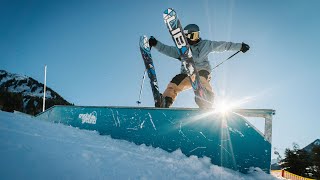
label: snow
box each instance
[7,83,30,93]
[32,87,45,98]
[0,111,277,180]
[0,72,27,85]
[34,101,38,107]
[23,98,30,109]
[0,71,53,99]
[31,87,53,99]
[7,84,53,98]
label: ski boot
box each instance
[155,94,173,108]
[195,91,214,109]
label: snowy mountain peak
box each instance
[0,70,71,115]
[0,70,52,98]
[0,70,7,75]
[303,139,320,153]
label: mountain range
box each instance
[0,70,71,115]
[303,139,320,153]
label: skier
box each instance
[149,24,250,108]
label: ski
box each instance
[162,8,211,108]
[139,35,162,107]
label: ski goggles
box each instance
[184,31,199,41]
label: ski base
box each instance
[139,35,162,107]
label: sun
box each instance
[213,95,256,115]
[215,100,233,114]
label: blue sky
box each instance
[1,0,320,157]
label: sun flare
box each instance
[215,100,232,114]
[213,95,257,115]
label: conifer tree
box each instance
[310,146,320,179]
[281,143,311,178]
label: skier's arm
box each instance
[149,36,180,59]
[207,40,242,52]
[154,41,180,59]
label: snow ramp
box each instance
[36,105,275,173]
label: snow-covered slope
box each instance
[0,111,277,180]
[0,70,54,98]
[0,70,70,115]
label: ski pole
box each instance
[136,69,147,105]
[212,50,240,70]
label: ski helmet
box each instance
[184,24,200,43]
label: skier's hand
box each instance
[149,36,158,47]
[241,42,250,53]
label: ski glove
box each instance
[241,43,250,53]
[149,36,158,47]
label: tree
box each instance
[280,143,312,178]
[0,91,23,112]
[310,146,320,179]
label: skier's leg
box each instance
[199,76,214,100]
[162,74,191,107]
[195,70,214,108]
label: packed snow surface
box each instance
[0,111,276,180]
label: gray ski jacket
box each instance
[154,39,242,74]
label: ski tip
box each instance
[163,8,176,20]
[140,35,147,40]
[163,8,174,15]
[139,35,150,49]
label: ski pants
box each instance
[162,70,214,106]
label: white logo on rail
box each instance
[79,111,97,124]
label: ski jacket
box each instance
[154,39,242,74]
